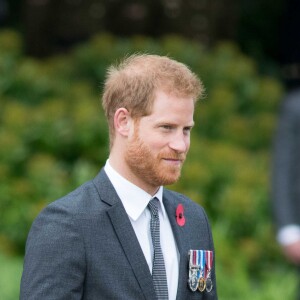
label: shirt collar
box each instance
[104,159,166,221]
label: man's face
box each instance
[125,90,195,193]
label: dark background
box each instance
[0,0,288,70]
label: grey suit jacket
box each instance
[20,169,217,299]
[272,89,300,230]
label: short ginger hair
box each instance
[102,54,204,148]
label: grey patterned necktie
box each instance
[148,198,169,300]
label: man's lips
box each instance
[159,152,186,164]
[163,158,182,161]
[162,158,184,165]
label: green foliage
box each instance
[0,30,296,299]
[0,253,23,300]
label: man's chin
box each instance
[159,172,181,186]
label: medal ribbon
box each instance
[197,250,205,277]
[200,250,206,271]
[205,250,213,272]
[205,250,213,292]
[189,250,198,267]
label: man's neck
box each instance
[108,155,159,196]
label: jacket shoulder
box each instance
[164,189,203,209]
[163,188,208,223]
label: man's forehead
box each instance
[141,96,194,123]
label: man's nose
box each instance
[168,133,189,153]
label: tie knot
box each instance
[148,197,159,217]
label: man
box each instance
[272,1,300,299]
[272,90,300,300]
[272,89,300,289]
[20,54,218,299]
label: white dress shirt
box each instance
[104,160,179,300]
[277,224,300,246]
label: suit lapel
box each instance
[163,192,190,300]
[93,170,156,300]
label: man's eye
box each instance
[183,127,192,134]
[161,125,172,130]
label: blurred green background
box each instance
[0,0,299,299]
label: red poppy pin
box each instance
[176,204,185,226]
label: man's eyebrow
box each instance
[184,122,195,128]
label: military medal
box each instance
[205,250,213,293]
[188,250,200,291]
[198,250,206,292]
[188,249,214,293]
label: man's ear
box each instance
[114,108,132,137]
